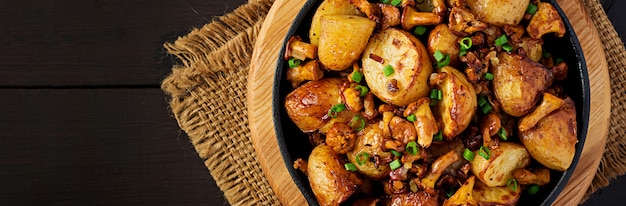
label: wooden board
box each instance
[248,0,611,205]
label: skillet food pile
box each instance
[283,0,577,205]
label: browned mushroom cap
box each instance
[283,36,318,61]
[286,60,323,88]
[349,0,382,24]
[526,2,565,39]
[401,6,442,30]
[513,167,551,186]
[378,3,401,30]
[448,7,488,36]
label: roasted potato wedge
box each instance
[466,0,529,26]
[347,123,393,179]
[428,24,461,67]
[362,28,433,106]
[470,142,531,187]
[473,180,521,206]
[388,191,439,206]
[435,66,477,139]
[492,52,552,117]
[527,2,566,39]
[519,97,577,171]
[309,0,363,46]
[308,144,363,206]
[319,15,376,71]
[285,78,356,133]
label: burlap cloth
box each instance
[160,0,626,205]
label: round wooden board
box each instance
[248,0,611,205]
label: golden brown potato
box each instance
[519,97,577,171]
[473,180,521,206]
[347,124,393,179]
[527,2,566,39]
[435,66,477,139]
[319,15,376,71]
[308,144,363,206]
[285,78,356,133]
[388,191,439,206]
[492,52,553,117]
[470,142,531,187]
[309,0,363,46]
[428,24,461,67]
[362,28,433,106]
[466,0,530,26]
[515,37,543,62]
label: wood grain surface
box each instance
[248,0,611,205]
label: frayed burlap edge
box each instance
[160,0,626,205]
[160,0,281,205]
[581,0,626,201]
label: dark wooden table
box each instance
[0,0,623,205]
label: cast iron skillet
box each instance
[272,1,590,205]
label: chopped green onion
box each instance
[478,96,489,107]
[406,141,418,155]
[507,178,518,192]
[380,0,390,4]
[430,89,438,99]
[498,127,508,141]
[328,103,346,118]
[350,115,366,131]
[481,103,493,114]
[495,34,508,47]
[429,99,438,106]
[383,65,395,77]
[502,44,513,52]
[446,187,457,198]
[434,50,445,62]
[463,148,475,161]
[391,150,402,157]
[478,146,491,160]
[436,55,451,68]
[390,0,402,6]
[389,159,402,170]
[407,114,417,122]
[437,89,443,100]
[528,184,540,195]
[288,58,301,68]
[460,50,467,57]
[460,37,472,51]
[351,71,364,83]
[484,72,494,81]
[355,85,369,97]
[556,57,564,64]
[356,152,370,166]
[433,131,443,141]
[413,26,427,36]
[345,163,357,171]
[526,3,538,15]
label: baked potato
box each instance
[466,0,530,26]
[308,144,363,206]
[519,97,577,171]
[428,24,461,67]
[435,66,477,139]
[285,78,356,133]
[470,142,531,187]
[319,15,376,71]
[473,180,521,206]
[347,123,393,179]
[361,28,433,106]
[492,52,553,117]
[309,0,363,46]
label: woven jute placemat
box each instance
[160,0,626,205]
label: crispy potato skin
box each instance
[466,0,529,26]
[470,142,531,187]
[492,52,552,117]
[519,98,577,171]
[362,28,433,106]
[388,191,439,206]
[436,66,477,139]
[309,0,363,46]
[285,78,355,133]
[347,124,392,179]
[319,15,376,71]
[473,180,521,206]
[308,144,363,206]
[428,24,461,67]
